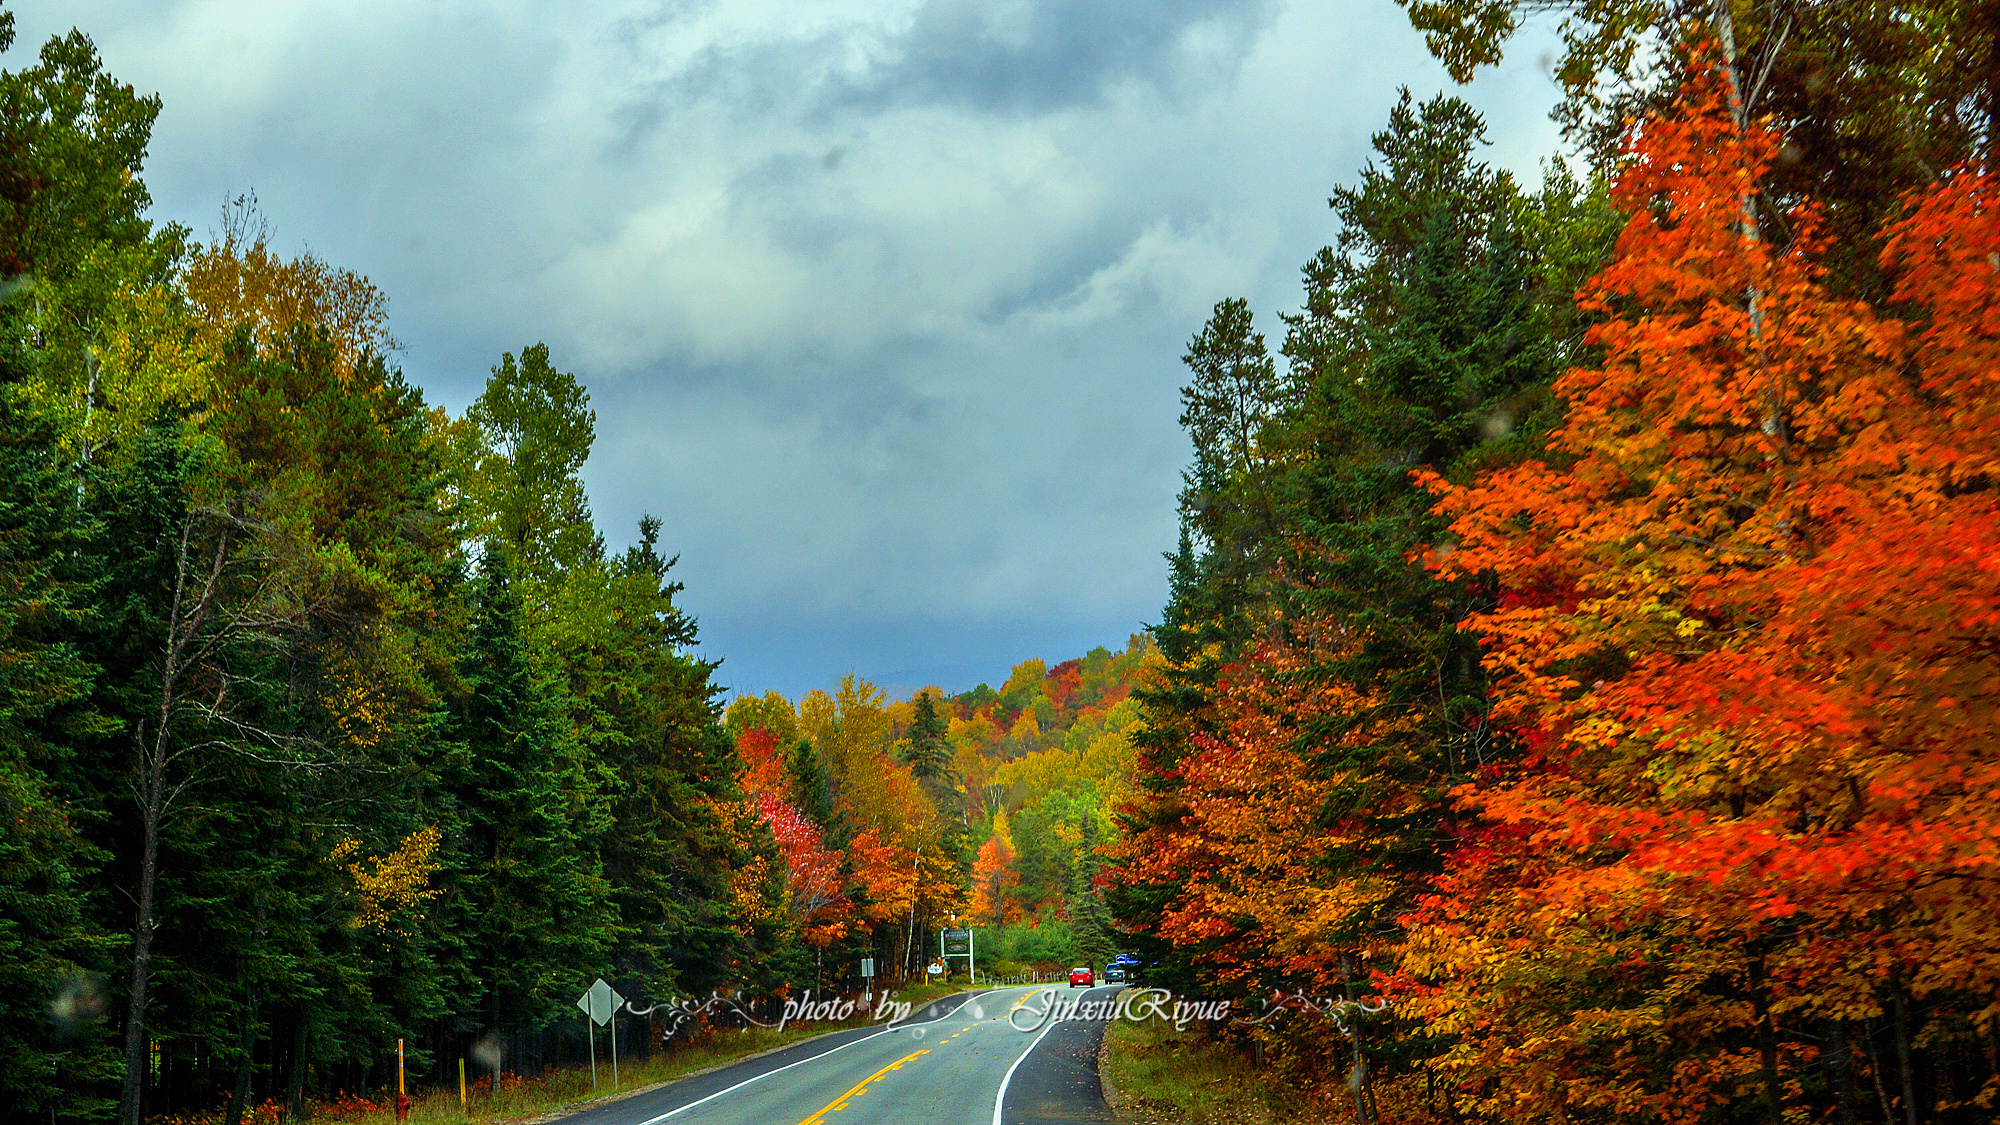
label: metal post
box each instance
[970,928,976,984]
[610,1008,618,1089]
[395,1039,409,1123]
[586,1008,597,1089]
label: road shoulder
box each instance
[999,985,1120,1125]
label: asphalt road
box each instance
[546,985,1122,1125]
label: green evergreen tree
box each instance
[0,384,118,1123]
[434,545,614,1039]
[551,515,765,997]
[785,738,838,831]
[899,690,953,782]
[1113,90,1618,1025]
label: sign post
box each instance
[395,1038,409,1123]
[860,957,875,1004]
[576,979,625,1091]
[941,927,975,982]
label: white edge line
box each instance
[632,990,994,1125]
[992,986,1088,1125]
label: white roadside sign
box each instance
[577,978,625,1027]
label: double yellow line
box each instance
[794,1049,930,1125]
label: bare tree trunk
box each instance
[116,741,165,1125]
[1755,1009,1785,1125]
[903,844,923,980]
[1866,1019,1896,1125]
[1348,1022,1372,1125]
[1712,0,1810,554]
[1341,954,1372,1125]
[119,522,236,1125]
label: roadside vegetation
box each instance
[1104,1018,1288,1125]
[142,1023,852,1125]
[145,979,980,1125]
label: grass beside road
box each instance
[150,981,988,1125]
[1102,1017,1289,1125]
[1103,1015,1454,1125]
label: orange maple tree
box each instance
[1408,56,2000,1122]
[969,831,1022,925]
[734,726,788,801]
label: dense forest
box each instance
[0,8,867,1124]
[721,637,1153,982]
[1108,0,2000,1121]
[9,0,2000,1122]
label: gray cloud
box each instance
[19,0,1569,696]
[830,0,1279,114]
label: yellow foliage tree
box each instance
[182,199,399,374]
[329,826,442,935]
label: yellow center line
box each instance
[794,1049,930,1125]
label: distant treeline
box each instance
[719,636,1154,982]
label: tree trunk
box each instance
[1892,994,1919,1125]
[224,1002,258,1125]
[1865,1019,1896,1125]
[1746,956,1785,1125]
[1348,1023,1372,1125]
[286,1007,311,1123]
[1756,1009,1784,1125]
[1832,1021,1858,1125]
[117,732,167,1125]
[119,526,215,1125]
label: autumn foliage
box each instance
[1112,621,1402,990]
[754,793,852,947]
[970,830,1021,925]
[1408,65,2000,1121]
[1118,52,2000,1124]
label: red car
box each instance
[1070,966,1094,988]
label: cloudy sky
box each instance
[21,0,1568,698]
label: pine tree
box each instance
[1109,91,1616,1090]
[786,738,838,833]
[562,516,762,997]
[899,690,953,783]
[433,545,613,1037]
[0,384,118,1123]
